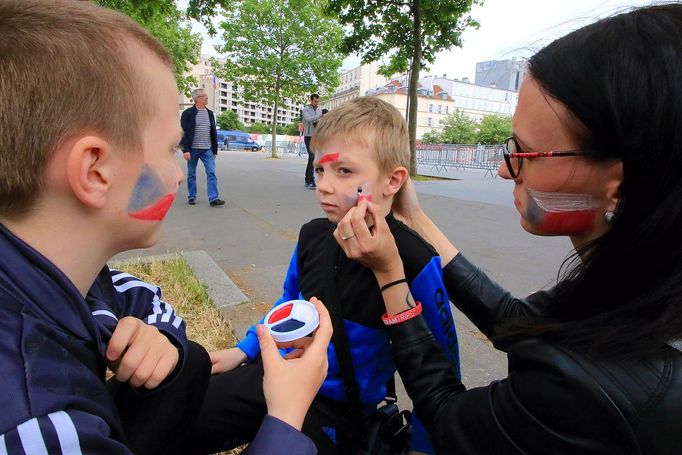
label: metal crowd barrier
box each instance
[264,140,306,156]
[416,144,504,177]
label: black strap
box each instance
[323,233,362,412]
[323,232,398,410]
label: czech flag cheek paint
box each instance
[525,188,597,235]
[128,165,177,221]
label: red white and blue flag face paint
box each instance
[128,165,177,221]
[525,188,597,235]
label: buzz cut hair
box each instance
[0,0,173,217]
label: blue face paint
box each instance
[128,165,176,221]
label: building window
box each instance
[428,104,433,113]
[427,117,432,126]
[437,105,442,114]
[445,106,449,114]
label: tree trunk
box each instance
[271,75,281,158]
[271,96,279,158]
[407,0,422,176]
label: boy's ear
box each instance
[383,166,409,197]
[65,136,114,209]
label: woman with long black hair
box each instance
[332,4,682,453]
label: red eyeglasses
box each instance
[503,136,583,179]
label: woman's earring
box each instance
[604,211,615,224]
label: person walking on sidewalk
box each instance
[302,93,325,190]
[180,89,226,207]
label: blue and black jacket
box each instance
[0,224,188,453]
[237,213,461,452]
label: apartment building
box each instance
[474,58,528,92]
[423,76,518,121]
[323,61,390,110]
[178,55,304,127]
[366,78,456,139]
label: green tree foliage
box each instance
[96,0,229,94]
[327,0,479,174]
[217,110,245,131]
[438,109,479,144]
[248,122,272,134]
[477,114,512,145]
[284,122,302,136]
[420,129,442,144]
[216,0,343,157]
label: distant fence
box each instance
[416,143,503,177]
[264,139,306,156]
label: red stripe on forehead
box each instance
[318,153,339,164]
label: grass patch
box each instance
[113,254,236,351]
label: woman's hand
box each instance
[257,297,332,431]
[334,198,405,281]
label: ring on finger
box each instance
[341,233,355,241]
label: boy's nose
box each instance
[316,175,332,193]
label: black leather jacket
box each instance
[390,254,682,454]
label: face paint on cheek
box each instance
[128,165,177,221]
[525,188,597,234]
[339,183,374,211]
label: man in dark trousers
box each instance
[180,89,226,207]
[301,93,324,189]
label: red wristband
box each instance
[381,302,422,325]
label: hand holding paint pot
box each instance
[257,297,331,430]
[264,300,320,342]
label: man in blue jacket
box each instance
[0,1,329,454]
[180,89,226,207]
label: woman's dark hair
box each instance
[500,4,682,357]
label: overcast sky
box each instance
[196,0,660,80]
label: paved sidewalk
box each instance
[115,150,573,389]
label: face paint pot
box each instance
[264,300,320,342]
[526,188,598,235]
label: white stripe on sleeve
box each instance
[110,272,136,284]
[160,302,173,323]
[92,310,118,321]
[114,280,158,293]
[48,411,82,455]
[172,315,183,329]
[17,418,48,455]
[146,295,163,325]
[0,434,8,455]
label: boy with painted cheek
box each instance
[196,97,462,455]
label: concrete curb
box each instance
[112,250,259,339]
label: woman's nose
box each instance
[498,160,513,180]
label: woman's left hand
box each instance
[334,198,404,279]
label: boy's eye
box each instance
[339,168,352,175]
[314,167,323,174]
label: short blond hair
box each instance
[0,0,172,217]
[311,97,409,175]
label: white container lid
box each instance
[264,299,320,343]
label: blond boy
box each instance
[196,97,461,454]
